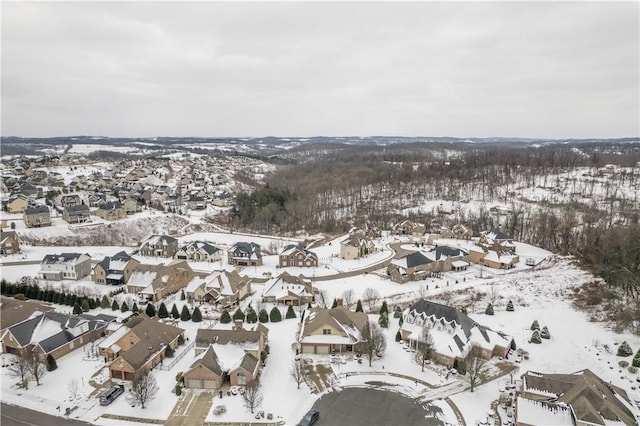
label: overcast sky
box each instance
[2,1,638,139]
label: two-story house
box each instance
[278,245,319,268]
[175,241,222,263]
[298,305,368,355]
[38,253,92,281]
[96,201,126,221]
[62,204,91,224]
[139,234,179,258]
[262,272,316,306]
[0,230,20,255]
[202,269,252,308]
[126,260,194,302]
[227,242,262,267]
[93,251,140,285]
[23,205,51,228]
[339,230,376,260]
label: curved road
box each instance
[1,403,92,426]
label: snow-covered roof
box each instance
[516,397,573,425]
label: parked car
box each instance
[298,409,319,426]
[99,384,124,405]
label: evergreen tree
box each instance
[145,303,156,317]
[101,295,110,309]
[69,294,77,307]
[131,302,139,313]
[618,341,633,357]
[285,305,296,319]
[506,300,514,312]
[331,299,338,308]
[270,306,282,322]
[88,298,97,309]
[460,306,468,315]
[192,306,202,322]
[632,350,640,368]
[232,308,245,322]
[180,305,191,321]
[46,354,58,371]
[81,298,91,312]
[220,309,232,324]
[379,311,389,328]
[158,302,169,319]
[73,302,83,315]
[530,320,540,331]
[165,345,175,357]
[258,308,269,323]
[121,301,129,312]
[307,302,312,309]
[399,315,404,327]
[178,334,185,345]
[395,330,402,342]
[180,290,186,300]
[52,292,60,304]
[355,300,363,312]
[171,304,180,319]
[379,300,389,316]
[245,305,258,323]
[531,330,542,344]
[485,303,494,315]
[111,299,120,311]
[37,289,44,300]
[540,326,550,339]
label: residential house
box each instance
[400,300,514,368]
[62,204,91,224]
[38,252,92,281]
[122,198,138,215]
[298,305,368,355]
[107,316,185,380]
[186,196,206,210]
[126,260,194,302]
[93,251,140,285]
[0,296,54,334]
[278,245,318,268]
[441,224,473,240]
[96,201,126,221]
[175,241,222,263]
[392,219,426,237]
[23,205,51,228]
[227,242,262,267]
[139,234,179,258]
[339,230,376,260]
[0,230,20,255]
[517,369,637,426]
[262,272,316,306]
[1,311,115,360]
[60,194,82,208]
[87,192,107,207]
[185,323,268,389]
[202,269,252,308]
[6,194,29,213]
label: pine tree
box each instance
[158,302,169,319]
[46,354,58,371]
[88,298,97,309]
[121,301,129,312]
[232,308,245,322]
[180,305,191,321]
[69,294,77,307]
[379,300,389,316]
[506,300,514,312]
[180,290,186,300]
[81,299,90,312]
[540,326,550,339]
[395,330,402,342]
[258,308,269,323]
[379,311,389,328]
[192,306,202,322]
[618,341,633,357]
[111,299,119,311]
[73,302,83,315]
[270,306,282,322]
[101,295,110,309]
[245,305,258,323]
[131,302,139,313]
[485,303,494,315]
[171,304,180,319]
[64,293,72,306]
[530,319,540,331]
[531,330,542,344]
[355,300,363,312]
[145,303,156,318]
[633,350,640,368]
[52,292,60,304]
[399,315,404,327]
[285,305,296,319]
[331,299,338,308]
[220,309,232,324]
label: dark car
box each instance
[99,384,124,405]
[298,409,320,426]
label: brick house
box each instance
[278,245,318,268]
[227,242,262,267]
[93,251,140,285]
[139,234,179,258]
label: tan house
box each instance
[392,219,426,237]
[139,234,179,258]
[23,205,51,228]
[202,270,252,308]
[93,251,140,285]
[299,306,368,355]
[107,316,185,381]
[278,245,318,268]
[126,260,194,302]
[7,194,29,213]
[0,230,20,255]
[62,204,91,224]
[122,198,138,214]
[261,272,316,306]
[96,201,126,221]
[339,231,376,260]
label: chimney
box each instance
[336,298,343,307]
[234,319,244,331]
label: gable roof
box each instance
[229,242,261,258]
[42,252,90,265]
[301,306,368,343]
[0,296,54,331]
[195,329,261,348]
[117,316,184,370]
[188,345,223,376]
[64,204,90,213]
[24,205,49,215]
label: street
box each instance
[1,403,93,426]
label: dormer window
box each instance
[416,319,423,326]
[406,315,414,324]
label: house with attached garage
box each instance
[278,245,318,268]
[184,322,268,389]
[0,230,20,255]
[298,305,368,355]
[38,252,92,281]
[23,205,51,228]
[261,272,316,306]
[93,251,140,285]
[1,311,115,360]
[62,204,91,224]
[339,229,377,260]
[175,241,222,263]
[201,269,252,308]
[227,241,262,267]
[126,260,194,303]
[400,300,514,369]
[6,193,30,213]
[107,316,184,381]
[392,219,426,238]
[139,234,179,258]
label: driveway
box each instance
[312,387,445,426]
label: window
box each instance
[237,372,246,385]
[406,316,414,324]
[416,319,423,326]
[322,329,331,335]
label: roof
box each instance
[195,329,261,348]
[0,296,54,331]
[301,306,368,344]
[141,234,177,246]
[279,245,318,259]
[117,316,184,370]
[188,345,223,376]
[96,251,133,273]
[24,205,49,215]
[42,252,90,265]
[64,204,90,213]
[392,252,432,269]
[229,242,261,259]
[426,246,468,260]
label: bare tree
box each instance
[6,353,30,385]
[68,378,80,400]
[289,360,305,389]
[242,380,263,414]
[127,372,159,409]
[459,346,488,392]
[362,288,381,312]
[487,285,500,306]
[341,289,356,309]
[362,320,386,367]
[26,351,46,386]
[416,284,429,300]
[414,327,434,372]
[316,289,330,309]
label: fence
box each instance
[156,340,195,371]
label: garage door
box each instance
[187,379,202,388]
[316,345,330,354]
[302,345,314,354]
[203,380,216,389]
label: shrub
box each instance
[270,307,282,322]
[629,366,638,374]
[379,301,388,316]
[180,305,191,321]
[633,350,640,368]
[285,305,296,319]
[379,312,389,328]
[258,308,269,323]
[540,326,550,339]
[176,372,184,383]
[165,345,175,357]
[158,302,169,318]
[531,330,542,344]
[618,341,633,357]
[174,384,182,396]
[530,320,540,331]
[619,360,630,368]
[355,300,363,312]
[485,303,494,315]
[120,301,129,312]
[73,302,83,315]
[81,299,91,312]
[395,330,402,342]
[111,300,119,311]
[192,306,202,322]
[145,303,156,318]
[46,354,58,372]
[506,300,514,311]
[232,308,245,322]
[171,304,180,319]
[246,305,258,323]
[220,309,232,324]
[131,302,139,313]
